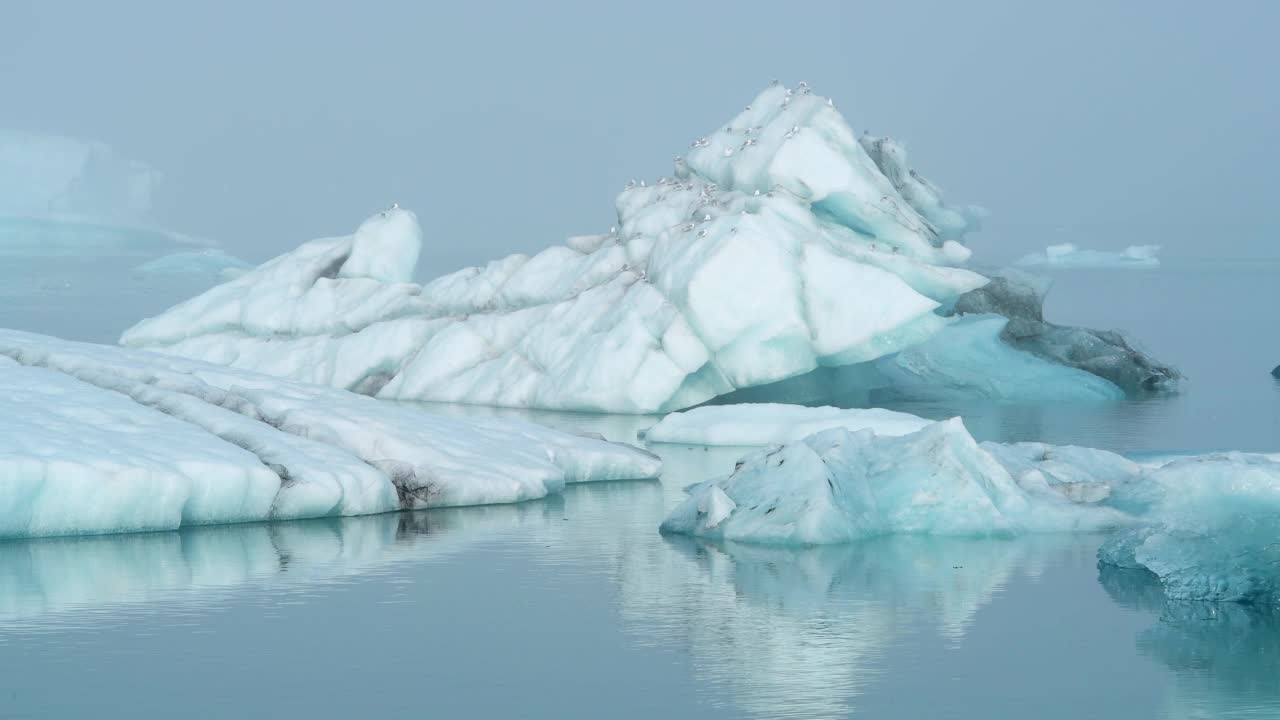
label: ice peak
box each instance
[339,206,422,284]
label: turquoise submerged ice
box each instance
[0,330,660,540]
[1097,453,1280,605]
[660,410,1280,605]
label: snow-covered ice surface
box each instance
[0,329,660,539]
[661,414,1280,605]
[123,83,1170,413]
[1016,243,1161,269]
[642,403,932,446]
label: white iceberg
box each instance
[0,329,660,540]
[641,403,933,446]
[121,83,1173,412]
[120,84,1008,413]
[1016,243,1161,269]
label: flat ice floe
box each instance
[1015,242,1161,269]
[0,329,659,539]
[660,412,1280,606]
[642,403,932,445]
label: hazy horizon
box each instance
[4,0,1277,272]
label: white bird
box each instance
[723,147,734,157]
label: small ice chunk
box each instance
[642,403,933,446]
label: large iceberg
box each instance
[0,329,659,540]
[122,84,1174,412]
[1016,243,1161,269]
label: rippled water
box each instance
[1,267,1278,718]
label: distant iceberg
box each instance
[0,329,659,540]
[133,249,251,280]
[0,132,239,337]
[121,84,1176,412]
[1016,243,1161,269]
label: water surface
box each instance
[1,266,1277,718]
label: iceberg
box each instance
[0,329,660,540]
[0,130,158,222]
[121,84,1174,412]
[1016,243,1161,269]
[0,132,238,339]
[659,413,1280,606]
[642,403,932,446]
[1098,453,1280,605]
[659,418,1132,545]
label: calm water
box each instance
[1,266,1278,719]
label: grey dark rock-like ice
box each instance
[950,270,1181,393]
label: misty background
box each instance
[3,0,1277,274]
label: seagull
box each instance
[390,202,400,210]
[827,98,834,107]
[697,229,708,238]
[723,147,734,157]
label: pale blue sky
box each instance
[3,0,1276,271]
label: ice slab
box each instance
[0,329,659,539]
[1016,243,1161,269]
[642,403,932,446]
